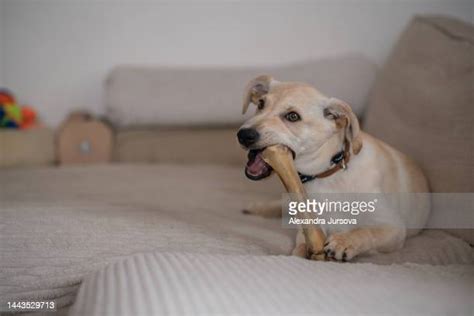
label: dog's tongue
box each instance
[247,152,267,175]
[245,150,273,180]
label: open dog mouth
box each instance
[245,148,273,181]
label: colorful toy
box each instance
[0,88,38,129]
[21,106,37,129]
[0,89,15,104]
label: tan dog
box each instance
[237,75,430,261]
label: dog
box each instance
[237,75,430,261]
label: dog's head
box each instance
[237,75,362,180]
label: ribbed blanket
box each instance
[70,252,474,316]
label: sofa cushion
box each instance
[114,127,245,165]
[363,16,474,243]
[105,56,377,127]
[1,165,472,310]
[0,127,55,168]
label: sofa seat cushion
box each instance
[1,164,472,309]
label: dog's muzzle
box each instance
[237,128,273,180]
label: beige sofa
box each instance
[0,15,472,315]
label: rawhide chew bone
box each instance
[261,144,326,259]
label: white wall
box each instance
[0,0,3,86]
[1,0,472,127]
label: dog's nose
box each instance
[237,128,260,147]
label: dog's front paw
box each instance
[323,233,361,262]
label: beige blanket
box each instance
[0,164,472,309]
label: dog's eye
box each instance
[285,111,301,122]
[257,99,265,110]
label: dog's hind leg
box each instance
[242,200,282,218]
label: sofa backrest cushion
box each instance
[114,127,245,166]
[105,56,377,127]
[365,15,474,193]
[363,15,474,243]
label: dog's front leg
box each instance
[242,200,282,218]
[324,226,406,261]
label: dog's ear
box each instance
[324,98,362,154]
[242,75,275,114]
